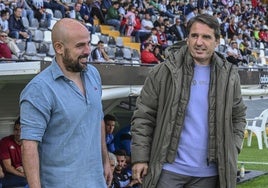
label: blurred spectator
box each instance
[108,152,117,173]
[113,150,138,188]
[239,41,256,64]
[105,1,121,31]
[153,45,165,63]
[151,27,159,46]
[226,41,247,66]
[8,7,32,41]
[184,0,195,16]
[43,0,69,18]
[153,15,164,31]
[135,12,153,42]
[142,0,158,16]
[124,5,136,36]
[30,0,52,28]
[0,9,10,33]
[158,0,174,18]
[101,0,112,17]
[0,30,21,58]
[16,0,34,25]
[156,25,168,50]
[92,40,113,62]
[0,30,12,59]
[0,117,28,187]
[133,10,141,31]
[90,0,105,24]
[169,17,187,42]
[77,0,93,25]
[104,114,116,153]
[227,16,237,40]
[186,7,198,22]
[141,42,160,64]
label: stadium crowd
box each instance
[0,0,267,65]
[0,1,267,187]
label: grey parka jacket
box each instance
[131,44,247,188]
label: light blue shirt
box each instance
[163,64,218,177]
[20,59,106,188]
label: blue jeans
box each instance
[1,173,27,187]
[9,30,32,42]
[22,9,34,25]
[105,19,120,30]
[41,13,52,28]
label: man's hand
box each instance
[103,161,113,187]
[132,162,148,184]
[16,166,24,173]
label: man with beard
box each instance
[113,150,138,188]
[19,18,112,188]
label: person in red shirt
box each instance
[0,117,27,187]
[156,25,168,51]
[0,31,12,59]
[141,42,160,64]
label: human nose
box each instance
[84,43,91,54]
[195,36,203,45]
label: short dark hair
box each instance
[98,40,104,45]
[112,1,119,5]
[104,114,116,123]
[14,116,20,129]
[187,14,221,40]
[15,116,20,125]
[114,149,127,157]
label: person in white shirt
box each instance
[91,40,113,62]
[135,12,153,42]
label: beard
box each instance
[62,48,89,72]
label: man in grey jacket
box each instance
[131,14,247,188]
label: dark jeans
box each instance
[9,30,32,42]
[1,173,27,188]
[157,169,218,188]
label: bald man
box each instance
[19,18,112,188]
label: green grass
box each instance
[237,137,268,187]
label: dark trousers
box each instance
[1,173,27,188]
[157,169,218,188]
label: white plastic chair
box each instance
[245,109,268,150]
[43,30,52,43]
[91,34,100,46]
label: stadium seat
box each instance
[245,109,268,150]
[122,47,132,60]
[24,42,46,60]
[54,10,63,19]
[91,34,100,46]
[108,36,116,48]
[100,25,112,32]
[47,43,55,57]
[108,30,120,38]
[43,30,52,43]
[21,17,30,29]
[124,42,140,52]
[106,47,116,60]
[131,49,140,61]
[30,18,40,29]
[32,29,44,43]
[48,19,58,30]
[115,47,124,61]
[116,37,124,48]
[93,19,100,26]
